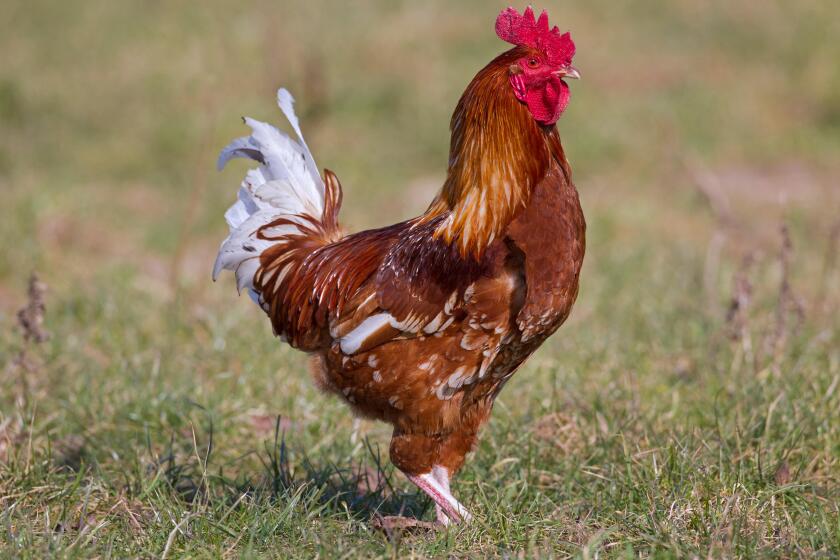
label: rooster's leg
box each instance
[390,430,472,525]
[431,466,455,525]
[407,469,472,525]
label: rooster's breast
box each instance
[506,164,586,343]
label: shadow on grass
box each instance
[151,415,431,524]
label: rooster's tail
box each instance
[212,88,342,307]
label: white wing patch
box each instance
[338,300,461,355]
[339,313,393,354]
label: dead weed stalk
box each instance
[763,225,805,373]
[5,273,50,407]
[725,224,807,377]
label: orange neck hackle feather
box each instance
[423,47,567,259]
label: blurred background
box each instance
[1,0,839,304]
[1,0,838,305]
[1,0,838,555]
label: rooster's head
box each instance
[496,6,578,126]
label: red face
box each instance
[509,51,580,126]
[494,7,579,126]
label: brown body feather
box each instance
[253,46,585,476]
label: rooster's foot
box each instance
[407,467,472,526]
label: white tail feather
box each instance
[276,89,322,188]
[213,89,324,304]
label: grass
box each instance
[1,0,839,557]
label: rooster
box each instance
[214,6,584,526]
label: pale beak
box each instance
[556,65,581,80]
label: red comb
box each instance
[495,6,575,66]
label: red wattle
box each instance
[511,75,569,126]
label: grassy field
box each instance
[1,0,839,557]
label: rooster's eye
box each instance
[527,58,540,68]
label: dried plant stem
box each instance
[726,253,756,376]
[5,274,50,407]
[765,225,805,374]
